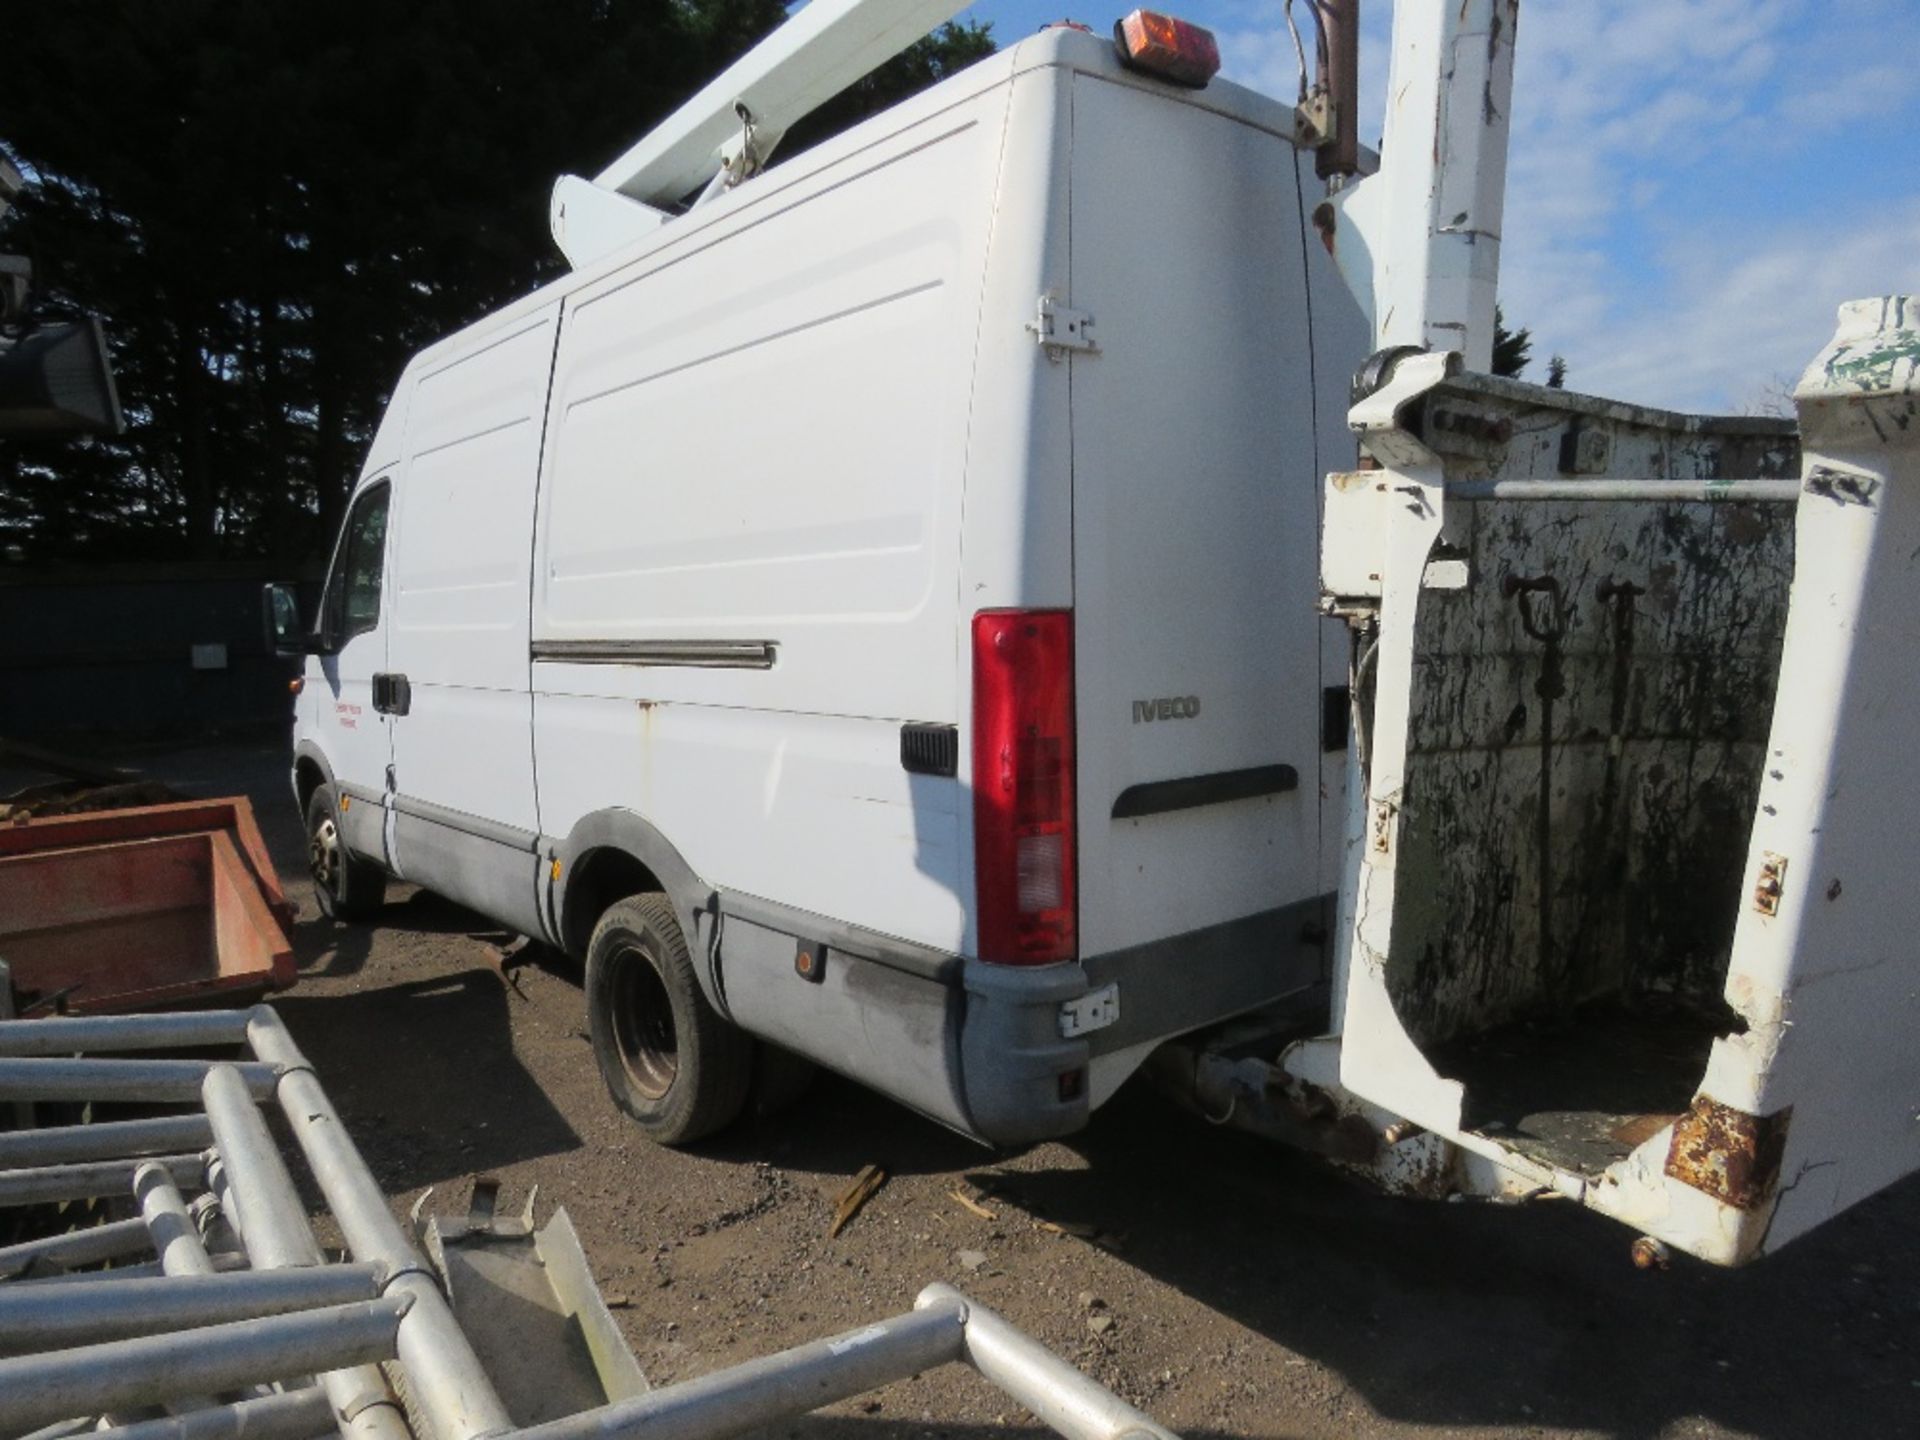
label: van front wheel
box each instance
[585,894,752,1146]
[306,783,386,922]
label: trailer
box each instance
[0,799,296,1017]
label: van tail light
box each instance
[973,610,1077,966]
[1112,9,1220,89]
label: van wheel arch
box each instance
[293,746,332,818]
[555,811,712,984]
[563,847,666,956]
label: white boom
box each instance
[549,0,1520,363]
[1319,0,1518,371]
[551,0,964,269]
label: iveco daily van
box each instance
[277,25,1366,1146]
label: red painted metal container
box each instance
[0,799,295,1015]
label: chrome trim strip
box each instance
[531,639,776,669]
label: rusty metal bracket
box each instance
[1753,852,1788,917]
[1665,1096,1792,1210]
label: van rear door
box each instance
[1066,79,1328,996]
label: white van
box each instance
[278,26,1367,1146]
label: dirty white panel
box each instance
[1391,495,1795,1050]
[534,692,966,952]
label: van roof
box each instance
[363,26,1298,474]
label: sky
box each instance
[954,0,1920,413]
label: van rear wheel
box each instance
[306,783,386,922]
[585,894,752,1146]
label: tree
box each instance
[1490,305,1570,389]
[782,21,997,155]
[1491,305,1532,379]
[0,1,992,565]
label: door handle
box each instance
[372,672,412,716]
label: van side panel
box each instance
[537,697,965,949]
[386,308,558,928]
[532,83,1014,954]
[388,311,557,832]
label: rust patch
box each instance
[1665,1095,1791,1210]
[1752,852,1787,916]
[1284,1080,1383,1165]
[1370,797,1396,855]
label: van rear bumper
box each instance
[1080,895,1333,1058]
[712,891,1332,1148]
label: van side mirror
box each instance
[262,582,317,657]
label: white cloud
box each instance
[1571,199,1920,412]
[1499,0,1920,409]
[1215,0,1920,412]
[1213,23,1309,101]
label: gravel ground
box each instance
[69,735,1920,1440]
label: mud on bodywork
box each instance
[1312,304,1920,1266]
[1341,378,1807,1052]
[1387,493,1796,1047]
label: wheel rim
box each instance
[609,943,678,1100]
[310,814,342,896]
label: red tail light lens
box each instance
[1112,9,1221,89]
[973,610,1077,966]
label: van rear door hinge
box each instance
[1028,293,1096,357]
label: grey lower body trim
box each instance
[390,793,538,853]
[717,892,961,983]
[391,807,545,941]
[1449,478,1801,503]
[707,898,1087,1148]
[332,784,388,867]
[531,639,776,669]
[320,773,552,944]
[713,908,975,1135]
[1079,896,1333,1057]
[705,892,1332,1149]
[955,958,1090,1147]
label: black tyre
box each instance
[585,894,752,1145]
[305,783,387,922]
